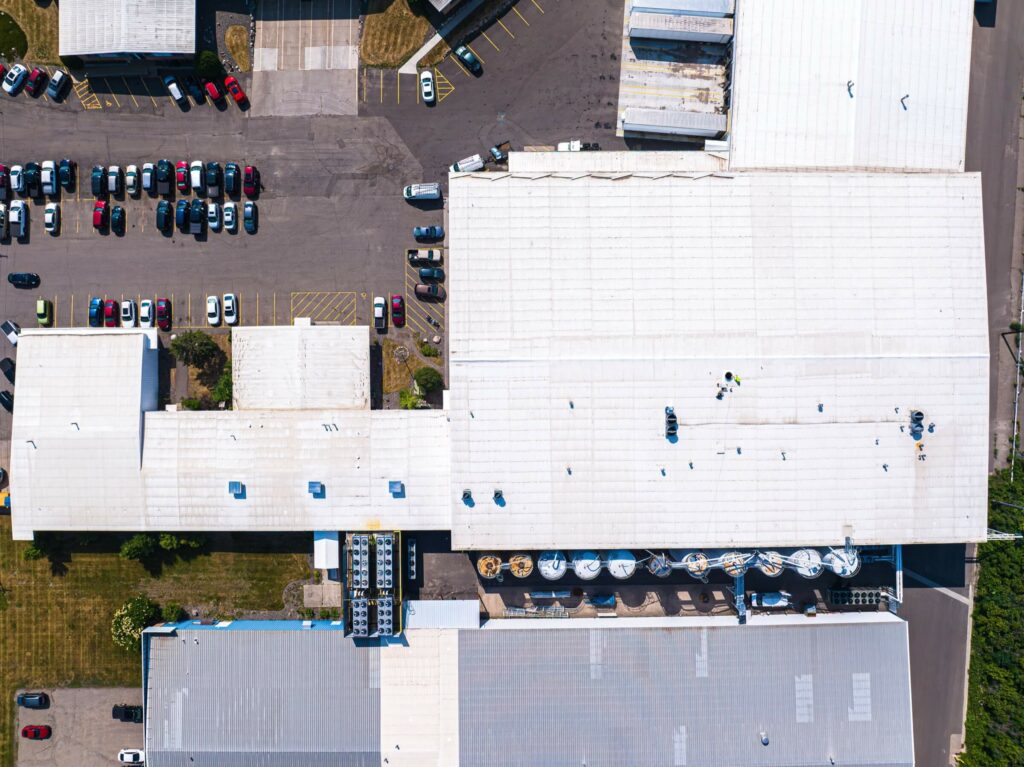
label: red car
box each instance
[224,75,247,104]
[204,80,223,102]
[103,299,119,327]
[156,297,172,331]
[92,200,108,229]
[25,68,46,97]
[21,725,51,740]
[390,295,405,327]
[243,165,259,197]
[175,161,188,194]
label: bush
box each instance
[414,366,443,393]
[195,49,223,79]
[22,543,44,561]
[111,595,160,651]
[418,341,440,358]
[170,331,220,369]
[399,388,422,410]
[211,361,233,406]
[159,533,205,551]
[161,603,185,623]
[120,533,157,561]
[180,397,202,411]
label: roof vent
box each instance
[389,480,405,498]
[909,410,925,440]
[308,481,325,499]
[493,489,505,506]
[228,481,245,499]
[665,406,678,440]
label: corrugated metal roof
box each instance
[729,0,973,171]
[458,619,914,767]
[446,170,988,550]
[631,0,735,15]
[628,11,734,42]
[404,600,480,629]
[59,0,195,56]
[622,106,728,135]
[145,628,380,767]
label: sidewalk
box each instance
[397,0,488,74]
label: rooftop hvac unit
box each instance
[377,596,395,637]
[351,535,371,590]
[376,534,394,589]
[228,481,244,498]
[308,481,325,498]
[350,597,369,638]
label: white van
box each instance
[402,183,441,201]
[449,154,484,173]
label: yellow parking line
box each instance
[379,69,383,103]
[140,77,158,107]
[396,71,400,104]
[531,0,545,13]
[512,6,530,25]
[105,80,121,108]
[122,77,139,108]
[497,19,516,38]
[481,31,501,51]
[466,44,485,64]
[450,56,470,77]
[255,293,260,325]
[69,294,73,326]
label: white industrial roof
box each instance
[447,169,988,550]
[232,325,370,410]
[729,0,973,171]
[59,0,196,56]
[10,330,159,539]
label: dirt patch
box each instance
[382,337,435,395]
[361,0,432,69]
[185,333,231,405]
[225,24,251,72]
[0,1,56,63]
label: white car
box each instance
[223,201,237,232]
[223,293,238,326]
[117,749,145,765]
[0,203,8,239]
[420,70,435,103]
[43,202,59,235]
[141,162,154,192]
[206,295,220,326]
[207,202,220,232]
[139,299,154,328]
[41,160,56,195]
[190,161,204,192]
[2,64,27,95]
[107,165,121,195]
[10,165,23,193]
[9,200,26,238]
[120,299,137,328]
[126,164,139,195]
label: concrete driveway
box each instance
[15,687,142,767]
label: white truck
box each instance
[373,296,387,333]
[449,153,485,173]
[406,248,443,264]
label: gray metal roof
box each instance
[458,621,914,767]
[145,628,380,766]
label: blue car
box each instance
[413,225,444,240]
[418,267,445,281]
[88,297,103,327]
[175,199,188,230]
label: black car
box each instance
[58,158,74,189]
[91,165,105,197]
[7,272,40,289]
[0,391,14,412]
[453,45,482,75]
[156,158,172,195]
[156,200,171,232]
[111,206,125,234]
[189,198,204,229]
[418,267,445,281]
[0,357,13,383]
[205,162,222,196]
[184,76,205,104]
[112,704,143,723]
[23,162,40,197]
[224,162,240,196]
[16,692,48,709]
[175,199,188,230]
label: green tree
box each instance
[212,361,233,406]
[414,366,443,393]
[195,49,223,79]
[399,388,422,410]
[111,595,160,651]
[418,341,440,358]
[120,533,157,561]
[161,602,185,623]
[170,331,220,369]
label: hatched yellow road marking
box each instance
[74,78,101,110]
[289,291,356,322]
[434,69,455,103]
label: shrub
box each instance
[212,361,233,406]
[161,603,185,623]
[195,49,223,79]
[111,595,160,651]
[170,331,220,369]
[414,366,443,393]
[399,388,422,410]
[22,543,44,561]
[418,341,440,358]
[120,533,157,561]
[180,397,202,411]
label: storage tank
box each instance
[720,551,750,577]
[538,551,568,581]
[681,551,709,579]
[790,548,824,579]
[823,548,861,578]
[476,554,502,580]
[508,553,534,579]
[571,551,602,580]
[605,550,637,580]
[647,553,673,578]
[756,551,785,578]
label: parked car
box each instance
[118,750,145,765]
[184,76,204,103]
[749,591,792,609]
[43,202,59,235]
[24,67,46,97]
[163,75,186,106]
[206,295,220,326]
[224,162,240,196]
[223,293,238,325]
[391,295,405,327]
[20,725,49,740]
[107,165,122,195]
[125,164,139,195]
[453,45,482,74]
[40,160,56,195]
[414,283,445,300]
[1,320,20,345]
[223,201,237,232]
[88,297,103,327]
[205,79,223,102]
[9,165,22,194]
[207,202,220,231]
[243,165,260,197]
[58,158,75,189]
[45,69,68,99]
[373,295,387,332]
[156,297,172,331]
[139,299,154,328]
[189,161,203,192]
[403,183,441,201]
[112,705,144,724]
[418,267,445,281]
[141,162,154,192]
[2,64,28,95]
[413,225,444,240]
[0,203,9,239]
[406,248,442,264]
[175,199,188,230]
[35,298,52,326]
[16,692,48,709]
[91,165,105,196]
[8,272,39,289]
[189,198,204,233]
[156,159,172,194]
[420,70,435,103]
[175,161,188,193]
[120,299,137,328]
[111,205,125,234]
[0,357,13,383]
[103,300,118,327]
[0,164,8,198]
[93,199,108,228]
[156,200,171,232]
[7,272,39,289]
[23,162,40,197]
[9,201,26,238]
[205,162,221,196]
[243,201,257,233]
[224,75,247,104]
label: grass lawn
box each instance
[382,338,440,394]
[0,1,55,62]
[225,25,251,72]
[361,0,432,69]
[0,518,309,765]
